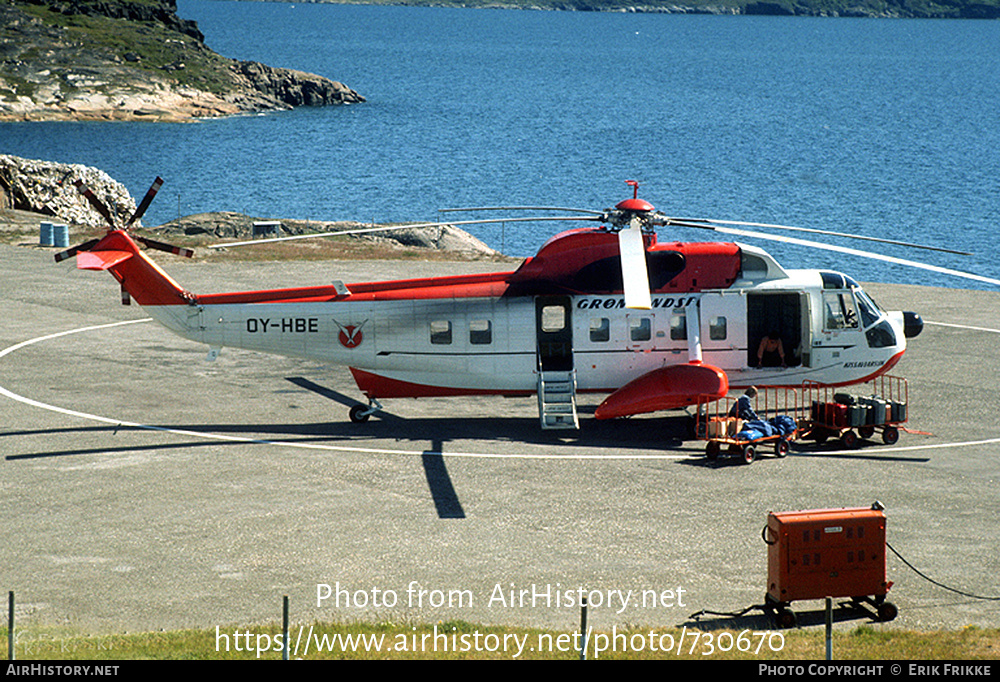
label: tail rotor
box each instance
[54,176,194,264]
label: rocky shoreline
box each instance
[0,0,364,122]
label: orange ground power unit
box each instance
[763,503,897,626]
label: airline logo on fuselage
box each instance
[335,319,367,349]
[576,295,699,310]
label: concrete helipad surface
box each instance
[2,243,999,642]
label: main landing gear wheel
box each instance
[349,398,385,423]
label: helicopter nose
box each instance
[903,311,923,338]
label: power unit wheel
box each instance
[774,439,789,458]
[840,430,859,449]
[876,601,898,622]
[741,444,756,465]
[349,404,371,423]
[882,426,900,445]
[776,607,797,629]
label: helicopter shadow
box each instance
[283,376,694,453]
[4,424,467,520]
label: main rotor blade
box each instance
[126,176,164,228]
[666,217,972,256]
[439,206,604,216]
[73,180,116,228]
[207,216,598,249]
[707,224,1000,288]
[619,219,652,310]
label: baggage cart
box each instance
[696,387,801,464]
[802,375,908,449]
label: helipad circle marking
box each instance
[2,318,999,460]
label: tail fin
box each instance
[67,230,194,307]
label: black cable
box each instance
[688,604,762,621]
[887,541,1000,601]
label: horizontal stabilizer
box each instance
[76,249,134,271]
[595,363,728,419]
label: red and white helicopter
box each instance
[57,178,990,431]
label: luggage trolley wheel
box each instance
[705,441,721,460]
[740,444,756,465]
[774,438,790,458]
[840,429,859,449]
[882,426,900,445]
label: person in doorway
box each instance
[756,331,787,368]
[729,386,759,421]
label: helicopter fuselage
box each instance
[135,229,911,410]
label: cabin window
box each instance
[670,308,687,340]
[589,317,610,343]
[470,319,492,345]
[823,292,859,330]
[709,316,727,341]
[630,317,652,342]
[540,305,566,333]
[430,320,452,344]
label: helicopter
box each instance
[55,177,992,431]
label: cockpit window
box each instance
[867,320,896,348]
[853,288,883,328]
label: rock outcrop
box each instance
[0,154,137,227]
[0,0,364,122]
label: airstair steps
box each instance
[537,370,579,430]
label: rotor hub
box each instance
[615,198,656,213]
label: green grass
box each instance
[13,4,237,95]
[3,622,998,660]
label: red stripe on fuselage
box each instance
[349,367,533,399]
